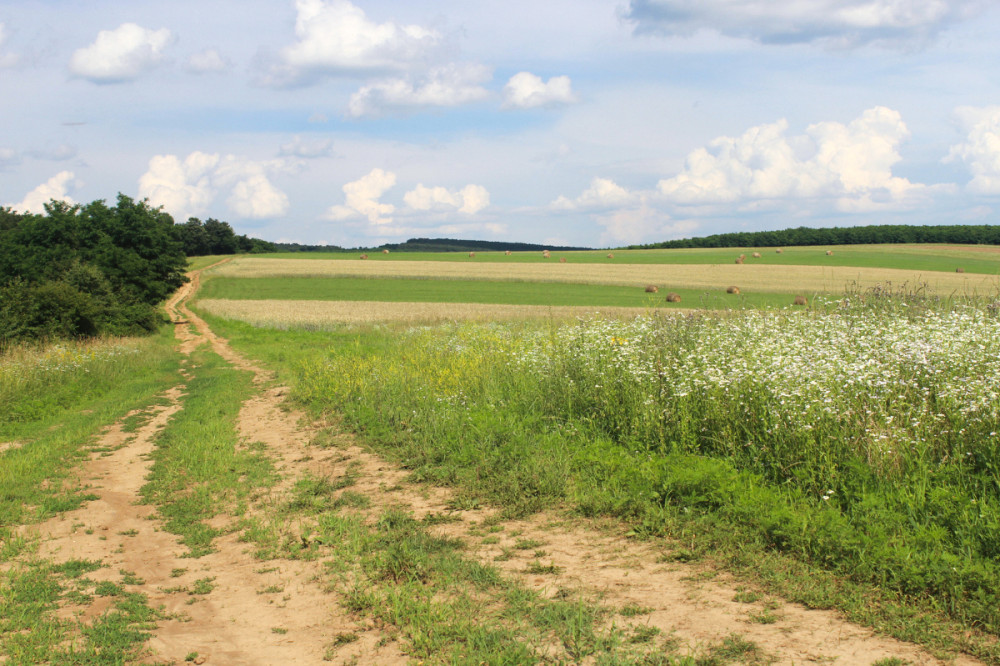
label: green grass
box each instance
[204,300,1000,663]
[140,349,276,557]
[196,276,792,309]
[256,244,1000,274]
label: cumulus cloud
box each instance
[658,107,921,211]
[552,178,638,210]
[502,72,577,109]
[265,0,441,85]
[186,49,231,73]
[597,205,698,246]
[403,183,490,214]
[70,23,173,83]
[138,152,291,220]
[946,106,1000,194]
[279,136,334,159]
[10,171,77,214]
[0,22,19,68]
[348,63,491,117]
[624,0,985,48]
[326,168,397,224]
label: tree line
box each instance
[629,224,1000,250]
[0,196,273,345]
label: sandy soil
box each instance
[20,264,987,665]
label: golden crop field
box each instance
[196,298,667,327]
[208,257,998,296]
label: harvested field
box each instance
[209,257,998,296]
[195,299,668,327]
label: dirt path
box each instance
[23,265,986,665]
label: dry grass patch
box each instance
[210,257,997,296]
[195,299,670,327]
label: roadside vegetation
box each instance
[202,279,1000,660]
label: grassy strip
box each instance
[256,245,1000,274]
[0,558,162,663]
[140,349,275,557]
[197,276,790,309]
[240,468,770,664]
[0,327,180,560]
[205,311,1000,662]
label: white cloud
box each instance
[138,152,220,220]
[326,168,397,224]
[596,204,697,246]
[502,72,577,109]
[10,171,77,214]
[186,49,231,73]
[0,22,19,68]
[279,136,334,159]
[267,0,441,85]
[403,182,490,214]
[348,63,491,117]
[625,0,985,48]
[552,177,638,210]
[69,23,173,83]
[658,107,921,211]
[946,106,1000,194]
[138,152,291,220]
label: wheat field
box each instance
[208,257,998,296]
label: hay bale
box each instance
[752,252,761,258]
[644,284,659,293]
[726,286,740,295]
[382,249,390,254]
[360,254,368,260]
[607,252,614,259]
[793,296,808,306]
[826,250,834,256]
[542,250,551,258]
[739,253,746,260]
[775,248,783,254]
[469,251,476,258]
[735,257,744,264]
[665,292,682,303]
[956,267,965,273]
[505,250,512,256]
[559,257,566,263]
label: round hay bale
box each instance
[469,251,476,258]
[607,252,614,259]
[793,296,808,306]
[542,250,551,258]
[752,252,761,258]
[775,248,783,254]
[382,249,390,254]
[665,292,682,303]
[505,250,512,256]
[735,257,744,264]
[559,257,566,263]
[360,254,368,260]
[826,250,834,256]
[956,267,965,273]
[739,253,746,260]
[644,284,659,293]
[726,285,740,295]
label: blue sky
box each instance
[3,0,1000,248]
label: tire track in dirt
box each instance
[27,263,983,665]
[24,265,407,666]
[177,262,983,665]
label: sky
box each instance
[3,1,1000,248]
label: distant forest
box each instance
[274,237,590,253]
[0,196,273,344]
[630,224,1000,250]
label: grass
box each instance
[203,291,1000,662]
[197,276,791,309]
[257,244,1000,274]
[140,349,276,557]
